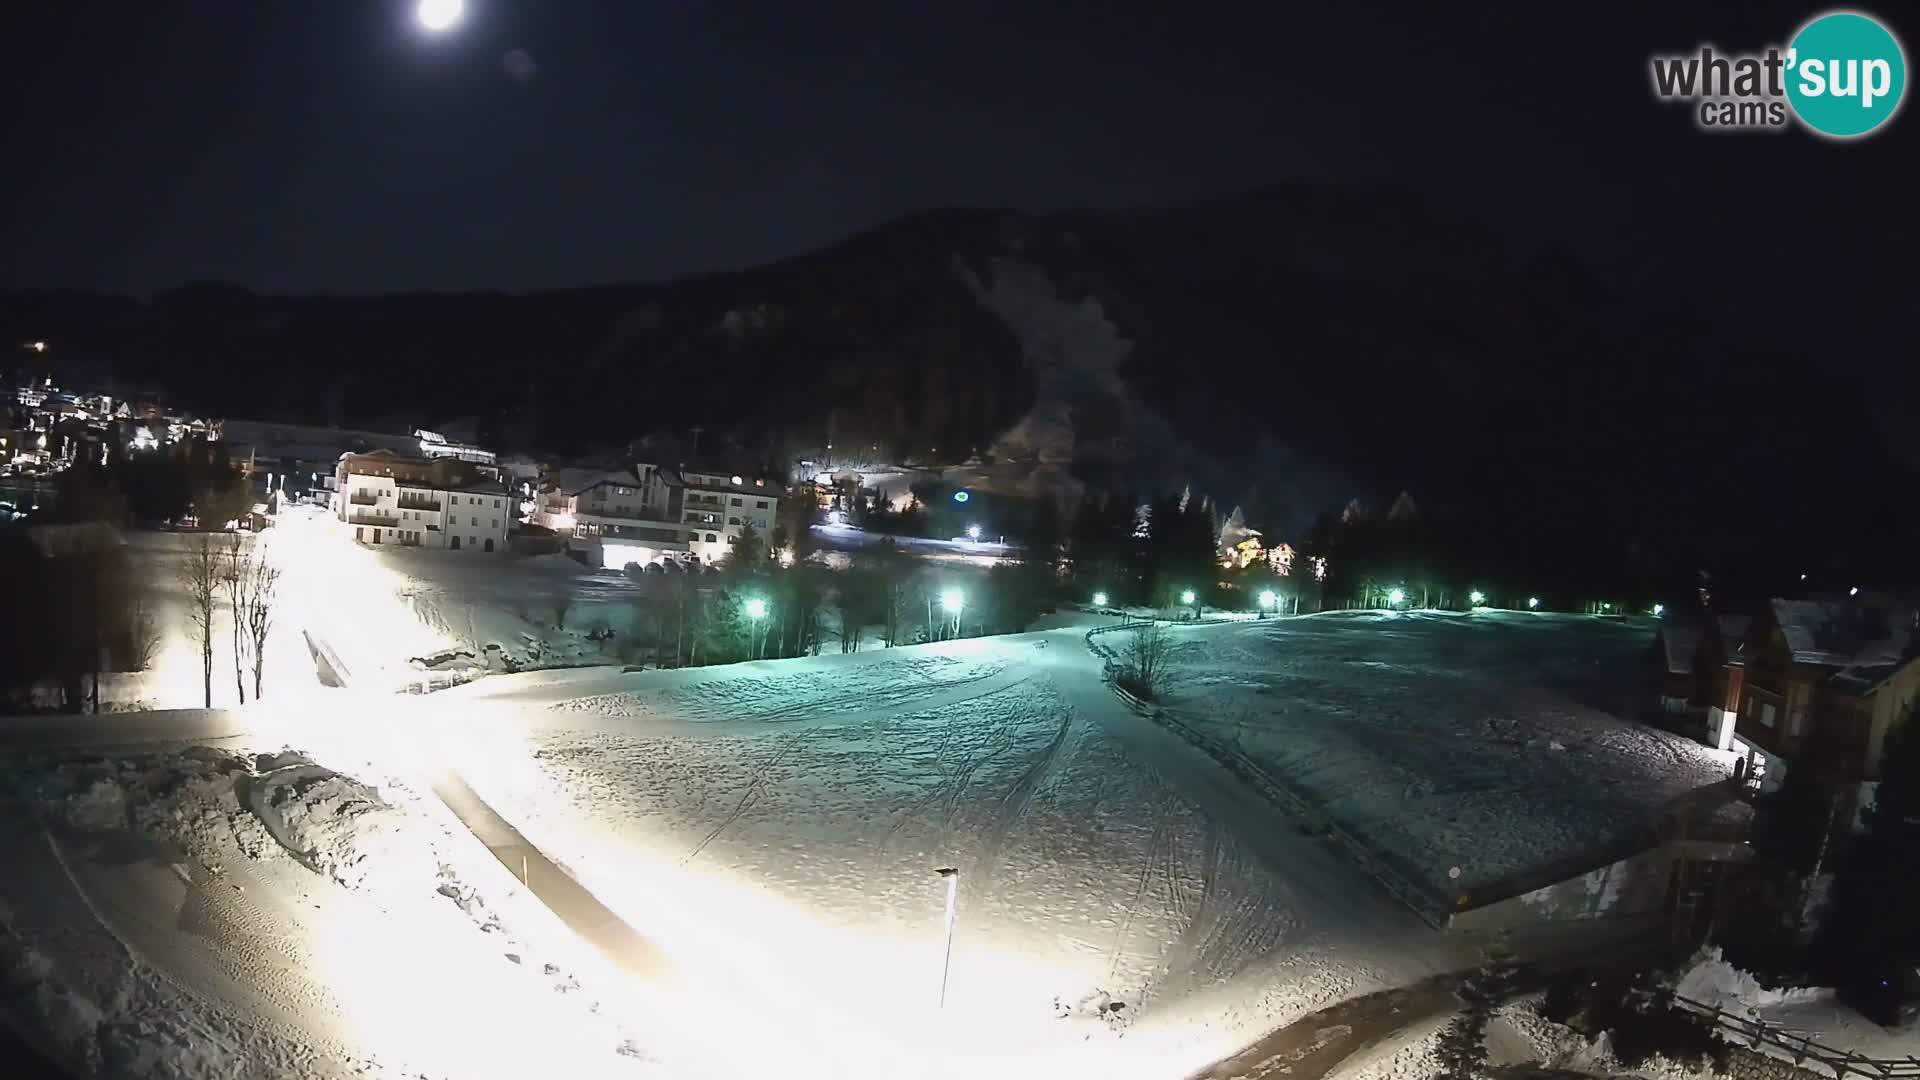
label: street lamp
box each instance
[1527,596,1540,610]
[744,597,767,658]
[1258,590,1276,619]
[934,867,960,1007]
[1653,603,1665,616]
[1091,591,1109,608]
[1469,590,1486,606]
[1388,587,1406,607]
[1180,590,1195,605]
[941,588,964,639]
[966,524,981,541]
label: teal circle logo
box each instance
[1785,11,1907,137]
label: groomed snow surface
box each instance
[1134,611,1735,904]
[3,608,1756,1078]
[439,628,1469,1080]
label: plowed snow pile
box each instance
[0,746,681,1080]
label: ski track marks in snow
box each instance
[478,651,1339,1066]
[1145,613,1732,899]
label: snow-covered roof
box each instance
[659,464,784,499]
[546,467,640,496]
[1770,599,1920,690]
[1659,623,1705,675]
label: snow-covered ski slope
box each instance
[1139,610,1736,906]
[438,625,1474,1080]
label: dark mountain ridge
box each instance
[4,183,1909,578]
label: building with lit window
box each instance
[332,450,510,553]
[664,465,782,564]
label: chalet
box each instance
[1652,615,1749,715]
[1708,597,1920,801]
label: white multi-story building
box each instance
[669,466,781,565]
[531,461,784,569]
[333,450,511,553]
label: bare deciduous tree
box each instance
[223,535,248,704]
[1119,622,1170,700]
[180,533,222,708]
[225,536,281,700]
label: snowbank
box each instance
[2,745,674,1079]
[1672,947,1833,1022]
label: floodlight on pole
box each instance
[1388,587,1406,606]
[1469,590,1486,606]
[744,597,767,659]
[1180,590,1195,605]
[941,589,964,614]
[1258,590,1276,619]
[1092,591,1109,607]
[1653,603,1664,616]
[966,524,981,540]
[1528,596,1540,609]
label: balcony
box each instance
[348,512,399,528]
[397,495,440,512]
[682,495,724,511]
[579,505,664,523]
[350,491,380,506]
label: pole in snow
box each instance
[935,866,960,1007]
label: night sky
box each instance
[2,2,1912,352]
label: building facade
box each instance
[333,450,510,553]
[669,466,780,565]
[531,462,784,569]
[1695,598,1919,810]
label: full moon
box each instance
[415,0,464,32]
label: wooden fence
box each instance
[1660,991,1920,1080]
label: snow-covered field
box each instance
[98,510,642,711]
[1136,611,1736,905]
[0,732,695,1079]
[439,628,1472,1080]
[5,603,1728,1078]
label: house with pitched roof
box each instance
[1706,596,1920,799]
